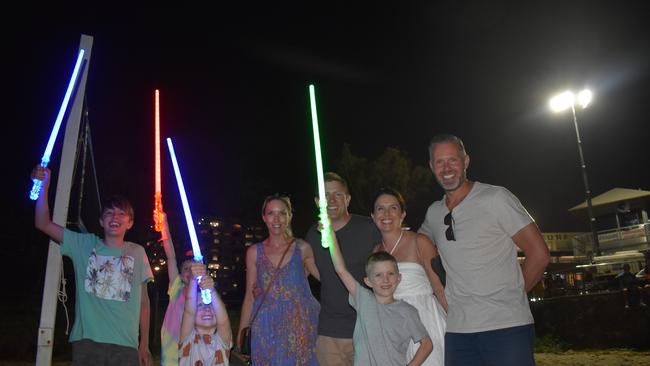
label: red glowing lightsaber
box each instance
[153,89,164,232]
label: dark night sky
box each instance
[6,2,650,277]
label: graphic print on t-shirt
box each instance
[85,248,135,301]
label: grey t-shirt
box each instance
[419,182,534,333]
[350,284,428,366]
[306,214,381,338]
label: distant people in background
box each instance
[238,194,320,365]
[617,264,641,308]
[418,134,550,366]
[305,172,382,366]
[32,166,153,366]
[371,187,447,366]
[159,212,194,366]
[179,262,231,366]
[636,254,650,306]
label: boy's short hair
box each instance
[365,251,398,276]
[101,194,134,220]
[324,172,349,194]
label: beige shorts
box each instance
[315,335,354,366]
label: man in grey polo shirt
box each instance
[419,134,550,366]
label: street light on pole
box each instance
[549,89,601,256]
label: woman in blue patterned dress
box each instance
[237,194,320,365]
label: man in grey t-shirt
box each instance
[306,172,381,366]
[419,134,550,366]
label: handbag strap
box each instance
[249,240,293,324]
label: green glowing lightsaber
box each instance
[309,84,333,248]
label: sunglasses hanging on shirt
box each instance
[444,211,456,241]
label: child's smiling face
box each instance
[364,260,401,302]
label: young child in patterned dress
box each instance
[179,262,232,366]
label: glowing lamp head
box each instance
[550,89,592,112]
[577,89,592,108]
[549,91,575,112]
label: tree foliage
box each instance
[336,143,437,227]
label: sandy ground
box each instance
[0,350,650,366]
[1,350,649,365]
[536,350,650,366]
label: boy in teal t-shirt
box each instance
[33,166,154,366]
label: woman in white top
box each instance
[371,187,448,366]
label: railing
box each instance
[573,223,649,255]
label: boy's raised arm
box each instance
[32,166,63,243]
[327,228,358,296]
[159,213,179,283]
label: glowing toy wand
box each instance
[309,84,333,248]
[166,138,212,304]
[30,49,86,200]
[153,90,164,232]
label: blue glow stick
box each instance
[30,49,86,200]
[308,84,333,248]
[166,138,212,304]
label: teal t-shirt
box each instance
[60,229,154,349]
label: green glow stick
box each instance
[309,84,332,248]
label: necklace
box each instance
[382,230,404,255]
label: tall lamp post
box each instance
[549,89,601,256]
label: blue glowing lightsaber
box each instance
[309,84,333,248]
[30,49,86,200]
[166,138,211,304]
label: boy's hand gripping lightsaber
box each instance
[309,84,333,248]
[153,90,164,232]
[166,138,212,304]
[30,49,86,200]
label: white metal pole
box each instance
[35,34,93,366]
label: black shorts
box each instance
[72,339,139,366]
